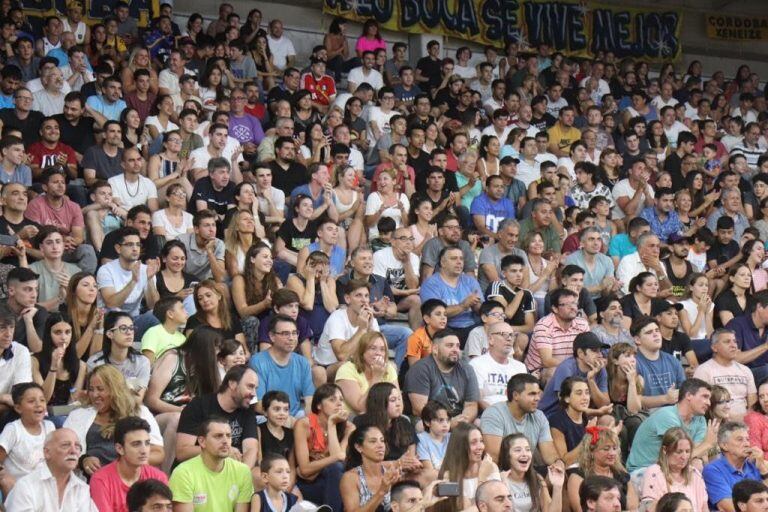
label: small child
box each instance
[140,296,189,364]
[370,216,396,252]
[259,390,295,462]
[404,299,447,369]
[0,383,56,485]
[217,338,247,379]
[250,453,298,512]
[688,227,714,273]
[701,143,722,179]
[416,401,451,476]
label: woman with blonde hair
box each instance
[566,427,637,512]
[335,331,398,414]
[121,46,159,95]
[224,208,265,277]
[640,427,708,512]
[332,165,365,252]
[63,364,164,476]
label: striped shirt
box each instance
[730,142,766,170]
[524,314,590,373]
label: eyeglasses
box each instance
[274,330,299,337]
[167,138,182,144]
[231,96,247,101]
[15,95,32,101]
[171,191,187,198]
[109,325,135,333]
[443,224,461,230]
[487,312,506,319]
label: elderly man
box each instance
[616,233,673,295]
[5,428,97,510]
[707,187,750,241]
[31,66,65,116]
[518,198,563,253]
[470,321,527,409]
[703,421,768,511]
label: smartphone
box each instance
[0,234,17,246]
[435,482,460,497]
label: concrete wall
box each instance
[173,0,768,78]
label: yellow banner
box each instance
[706,13,768,41]
[323,0,682,61]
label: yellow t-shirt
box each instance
[335,360,398,412]
[547,123,582,155]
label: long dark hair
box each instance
[684,170,706,209]
[363,383,415,455]
[180,326,222,396]
[345,423,383,470]
[498,433,543,511]
[243,243,280,306]
[310,384,346,443]
[65,271,97,342]
[37,313,80,383]
[101,311,140,362]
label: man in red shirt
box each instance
[26,116,78,181]
[89,416,168,512]
[301,57,336,113]
[243,81,267,122]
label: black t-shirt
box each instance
[0,109,43,146]
[277,219,317,253]
[484,282,535,327]
[433,88,457,110]
[408,150,432,194]
[663,259,693,299]
[267,85,295,107]
[707,239,739,266]
[9,301,47,351]
[53,114,96,156]
[662,331,692,361]
[100,231,163,263]
[415,56,442,92]
[352,414,417,461]
[258,423,294,460]
[185,311,244,339]
[177,393,258,453]
[664,151,685,191]
[269,161,308,196]
[190,177,236,217]
[0,216,39,266]
[620,295,667,321]
[714,289,755,329]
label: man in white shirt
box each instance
[651,81,679,111]
[470,321,527,409]
[612,160,655,221]
[158,49,194,96]
[373,227,421,329]
[616,233,671,295]
[516,136,541,187]
[660,106,689,149]
[190,122,245,182]
[31,66,65,116]
[108,147,159,211]
[579,62,611,106]
[5,428,97,511]
[266,19,296,71]
[315,279,379,371]
[731,93,758,124]
[348,51,384,93]
[254,166,285,226]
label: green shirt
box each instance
[518,218,562,253]
[140,324,186,360]
[169,455,253,511]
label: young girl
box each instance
[250,454,299,512]
[498,434,565,512]
[678,273,714,361]
[33,313,87,409]
[549,376,590,466]
[217,338,247,379]
[417,401,451,477]
[0,383,56,490]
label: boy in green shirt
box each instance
[140,296,189,364]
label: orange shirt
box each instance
[406,327,433,360]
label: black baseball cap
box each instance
[651,300,684,316]
[573,332,610,351]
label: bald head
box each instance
[44,428,82,473]
[476,480,513,512]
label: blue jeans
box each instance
[380,323,411,369]
[297,461,344,512]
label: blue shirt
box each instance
[608,233,637,259]
[420,273,483,328]
[470,193,516,233]
[727,313,768,368]
[85,95,127,121]
[639,207,682,243]
[307,241,346,277]
[538,357,607,416]
[636,350,685,398]
[0,94,13,109]
[0,164,32,186]
[564,250,615,299]
[703,456,762,509]
[416,432,450,469]
[707,207,750,241]
[249,351,315,417]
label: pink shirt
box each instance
[355,36,386,54]
[524,314,590,373]
[693,358,757,420]
[25,195,84,236]
[640,463,708,512]
[90,461,168,512]
[745,411,768,457]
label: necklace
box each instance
[124,175,140,197]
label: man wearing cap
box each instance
[301,57,336,113]
[693,328,756,421]
[498,155,527,214]
[537,332,610,416]
[654,300,698,377]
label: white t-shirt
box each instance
[189,140,245,176]
[372,247,420,291]
[470,353,527,406]
[679,298,714,340]
[348,67,384,91]
[611,178,654,220]
[365,192,409,238]
[516,159,540,187]
[96,259,150,317]
[652,95,679,111]
[454,64,477,80]
[257,186,286,217]
[0,419,56,479]
[367,106,397,145]
[315,309,380,366]
[267,35,297,70]
[151,208,194,240]
[108,174,158,210]
[557,157,577,180]
[144,116,179,135]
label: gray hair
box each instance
[636,232,659,249]
[720,187,740,202]
[207,157,231,173]
[498,218,520,232]
[275,116,293,128]
[579,226,601,241]
[710,328,735,346]
[717,420,748,447]
[350,245,373,260]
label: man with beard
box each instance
[639,188,681,245]
[663,233,695,299]
[170,418,254,511]
[565,227,617,301]
[82,120,124,186]
[405,328,479,427]
[5,428,96,510]
[54,91,96,160]
[421,214,477,281]
[592,295,634,347]
[0,65,22,108]
[175,366,260,471]
[27,117,78,181]
[100,205,162,265]
[478,219,527,293]
[85,75,127,124]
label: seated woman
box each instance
[87,312,151,403]
[364,169,410,241]
[224,209,266,278]
[231,243,282,351]
[437,422,500,511]
[678,273,715,361]
[286,250,338,345]
[145,240,198,310]
[151,183,194,241]
[548,376,590,466]
[145,325,221,473]
[336,332,398,414]
[353,383,421,477]
[62,272,103,361]
[340,423,400,512]
[714,264,753,328]
[606,343,644,457]
[294,384,355,512]
[32,313,87,410]
[566,427,637,512]
[185,280,247,354]
[64,364,164,476]
[275,195,318,276]
[620,272,666,328]
[498,434,565,512]
[640,428,708,512]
